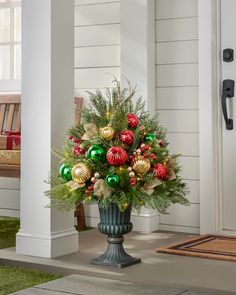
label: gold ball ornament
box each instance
[131,155,151,175]
[100,126,114,140]
[72,162,91,184]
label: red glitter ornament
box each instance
[127,113,139,128]
[106,146,129,166]
[153,163,167,180]
[88,185,94,191]
[119,130,134,145]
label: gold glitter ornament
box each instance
[100,126,114,140]
[72,162,91,184]
[131,155,151,175]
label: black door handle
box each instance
[222,79,234,130]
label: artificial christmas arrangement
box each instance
[45,80,188,267]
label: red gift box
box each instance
[0,131,21,150]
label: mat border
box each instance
[156,234,236,262]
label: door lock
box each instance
[223,48,234,62]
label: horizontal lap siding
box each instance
[156,0,199,233]
[0,178,20,218]
[74,1,120,99]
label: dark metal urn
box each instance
[91,203,141,268]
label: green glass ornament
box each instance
[87,145,106,162]
[106,173,120,188]
[60,164,72,181]
[144,133,156,142]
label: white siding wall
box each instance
[156,0,199,233]
[0,1,200,234]
[0,178,20,217]
[74,0,120,100]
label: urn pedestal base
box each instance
[91,236,141,268]
[91,203,141,268]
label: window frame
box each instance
[0,0,21,92]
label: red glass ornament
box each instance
[88,185,94,191]
[153,163,167,180]
[127,113,139,128]
[106,146,129,166]
[119,130,134,145]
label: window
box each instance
[0,0,21,92]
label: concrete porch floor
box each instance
[1,229,236,294]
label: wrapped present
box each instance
[0,132,21,150]
[0,150,20,165]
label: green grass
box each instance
[0,217,62,294]
[0,217,20,249]
[0,265,62,295]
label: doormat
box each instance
[156,234,236,262]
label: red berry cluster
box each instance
[69,136,86,155]
[86,185,94,196]
[129,177,136,186]
[73,146,86,155]
[69,136,80,144]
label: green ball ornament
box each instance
[144,133,156,142]
[87,145,106,162]
[106,173,120,188]
[60,164,72,181]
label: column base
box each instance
[16,229,79,258]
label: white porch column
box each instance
[120,0,159,232]
[16,0,79,258]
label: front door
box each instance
[220,0,236,232]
